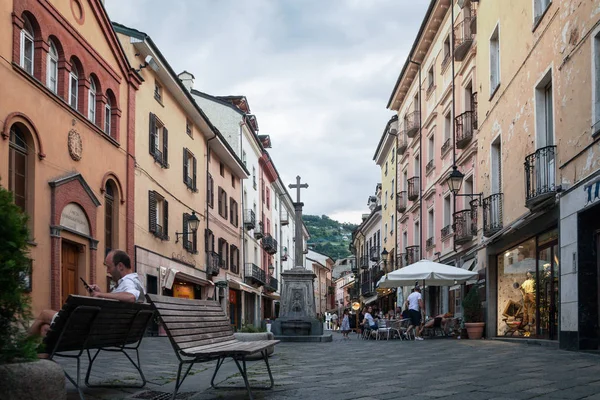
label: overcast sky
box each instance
[104,0,428,224]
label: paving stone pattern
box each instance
[61,333,600,399]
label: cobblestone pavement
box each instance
[60,332,600,400]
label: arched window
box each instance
[104,180,119,256]
[47,40,58,93]
[69,63,79,110]
[9,124,29,212]
[88,78,96,123]
[104,95,111,135]
[20,16,34,75]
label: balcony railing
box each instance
[281,246,289,261]
[454,16,474,61]
[243,209,256,230]
[219,255,229,271]
[372,265,384,284]
[397,253,406,269]
[262,234,278,255]
[525,145,557,209]
[441,137,451,156]
[483,193,503,237]
[404,111,421,138]
[455,110,476,149]
[396,191,407,213]
[408,177,420,201]
[426,237,435,249]
[360,255,370,269]
[441,224,452,238]
[453,208,477,245]
[207,251,220,276]
[369,246,381,262]
[441,51,451,71]
[265,276,278,292]
[361,272,373,296]
[253,221,264,239]
[245,263,266,286]
[280,209,289,226]
[426,159,434,175]
[406,246,420,265]
[397,129,408,155]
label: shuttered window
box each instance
[182,213,197,253]
[149,112,169,168]
[148,190,168,240]
[207,174,214,208]
[204,229,214,253]
[230,245,239,274]
[218,187,227,219]
[230,199,238,227]
[183,148,197,191]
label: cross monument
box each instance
[288,175,308,268]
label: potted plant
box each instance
[462,284,485,339]
[0,186,65,399]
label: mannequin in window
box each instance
[520,270,535,327]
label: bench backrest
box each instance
[44,295,154,354]
[146,294,235,354]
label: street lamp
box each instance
[381,247,388,272]
[175,211,200,243]
[268,264,275,275]
[446,166,465,195]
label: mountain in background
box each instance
[302,215,358,261]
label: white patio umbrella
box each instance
[377,259,478,288]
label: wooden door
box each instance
[61,242,79,303]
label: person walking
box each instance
[340,309,351,339]
[406,285,425,340]
[331,312,339,331]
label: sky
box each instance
[104,0,428,224]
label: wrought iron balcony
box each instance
[372,265,384,284]
[525,145,557,209]
[369,246,380,262]
[441,137,451,156]
[406,246,420,265]
[397,253,406,269]
[426,237,435,249]
[243,209,256,230]
[245,262,266,286]
[397,129,408,155]
[253,221,264,239]
[280,209,289,226]
[360,272,374,296]
[483,193,503,237]
[206,251,220,276]
[262,234,278,255]
[397,191,407,213]
[265,276,278,292]
[360,255,370,269]
[453,209,477,245]
[455,110,476,149]
[441,51,451,71]
[426,159,434,174]
[441,224,452,238]
[454,16,474,61]
[404,111,420,138]
[219,255,228,270]
[408,177,420,201]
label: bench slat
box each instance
[157,309,227,317]
[148,295,220,307]
[176,333,237,349]
[182,339,279,357]
[160,315,230,323]
[150,303,223,312]
[168,324,233,337]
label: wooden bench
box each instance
[43,295,154,400]
[146,294,280,400]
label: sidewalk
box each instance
[61,332,600,399]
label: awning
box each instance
[176,271,213,286]
[262,293,281,300]
[162,267,213,289]
[227,276,261,295]
[363,294,378,305]
[461,258,476,271]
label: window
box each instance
[427,66,434,90]
[20,16,34,75]
[491,135,502,194]
[428,209,435,242]
[252,167,257,190]
[274,196,278,210]
[8,124,29,213]
[88,78,97,123]
[444,195,452,229]
[414,221,420,246]
[385,161,388,176]
[230,198,239,227]
[391,148,395,163]
[428,135,434,162]
[384,224,388,241]
[205,229,214,253]
[186,119,192,137]
[182,212,198,253]
[154,81,162,102]
[218,187,228,219]
[242,151,247,166]
[104,96,111,135]
[402,231,408,252]
[266,187,270,209]
[384,191,388,209]
[534,0,552,25]
[230,245,239,274]
[69,63,79,110]
[390,214,394,234]
[490,24,501,95]
[391,179,395,199]
[535,72,554,148]
[442,35,451,69]
[231,174,235,188]
[183,148,197,190]
[47,40,58,93]
[207,174,214,208]
[218,238,229,270]
[594,31,600,135]
[444,112,452,141]
[149,112,168,167]
[148,190,168,240]
[104,180,119,256]
[219,162,225,177]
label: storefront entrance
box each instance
[229,289,240,329]
[61,242,79,304]
[536,238,559,340]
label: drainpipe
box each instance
[239,121,246,282]
[409,59,423,259]
[206,133,217,299]
[451,1,458,254]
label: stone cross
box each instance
[288,176,309,268]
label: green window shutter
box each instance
[163,199,169,239]
[162,127,169,167]
[183,213,189,251]
[149,113,156,156]
[192,156,197,191]
[183,148,188,187]
[148,190,157,234]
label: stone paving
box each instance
[60,332,600,400]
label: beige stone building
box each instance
[474,0,600,349]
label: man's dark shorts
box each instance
[408,309,421,326]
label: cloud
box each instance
[104,0,428,222]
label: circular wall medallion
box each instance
[68,130,82,161]
[70,0,85,25]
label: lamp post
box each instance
[381,247,388,273]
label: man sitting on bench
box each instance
[29,249,145,337]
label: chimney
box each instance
[177,70,195,92]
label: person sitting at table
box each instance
[422,312,453,335]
